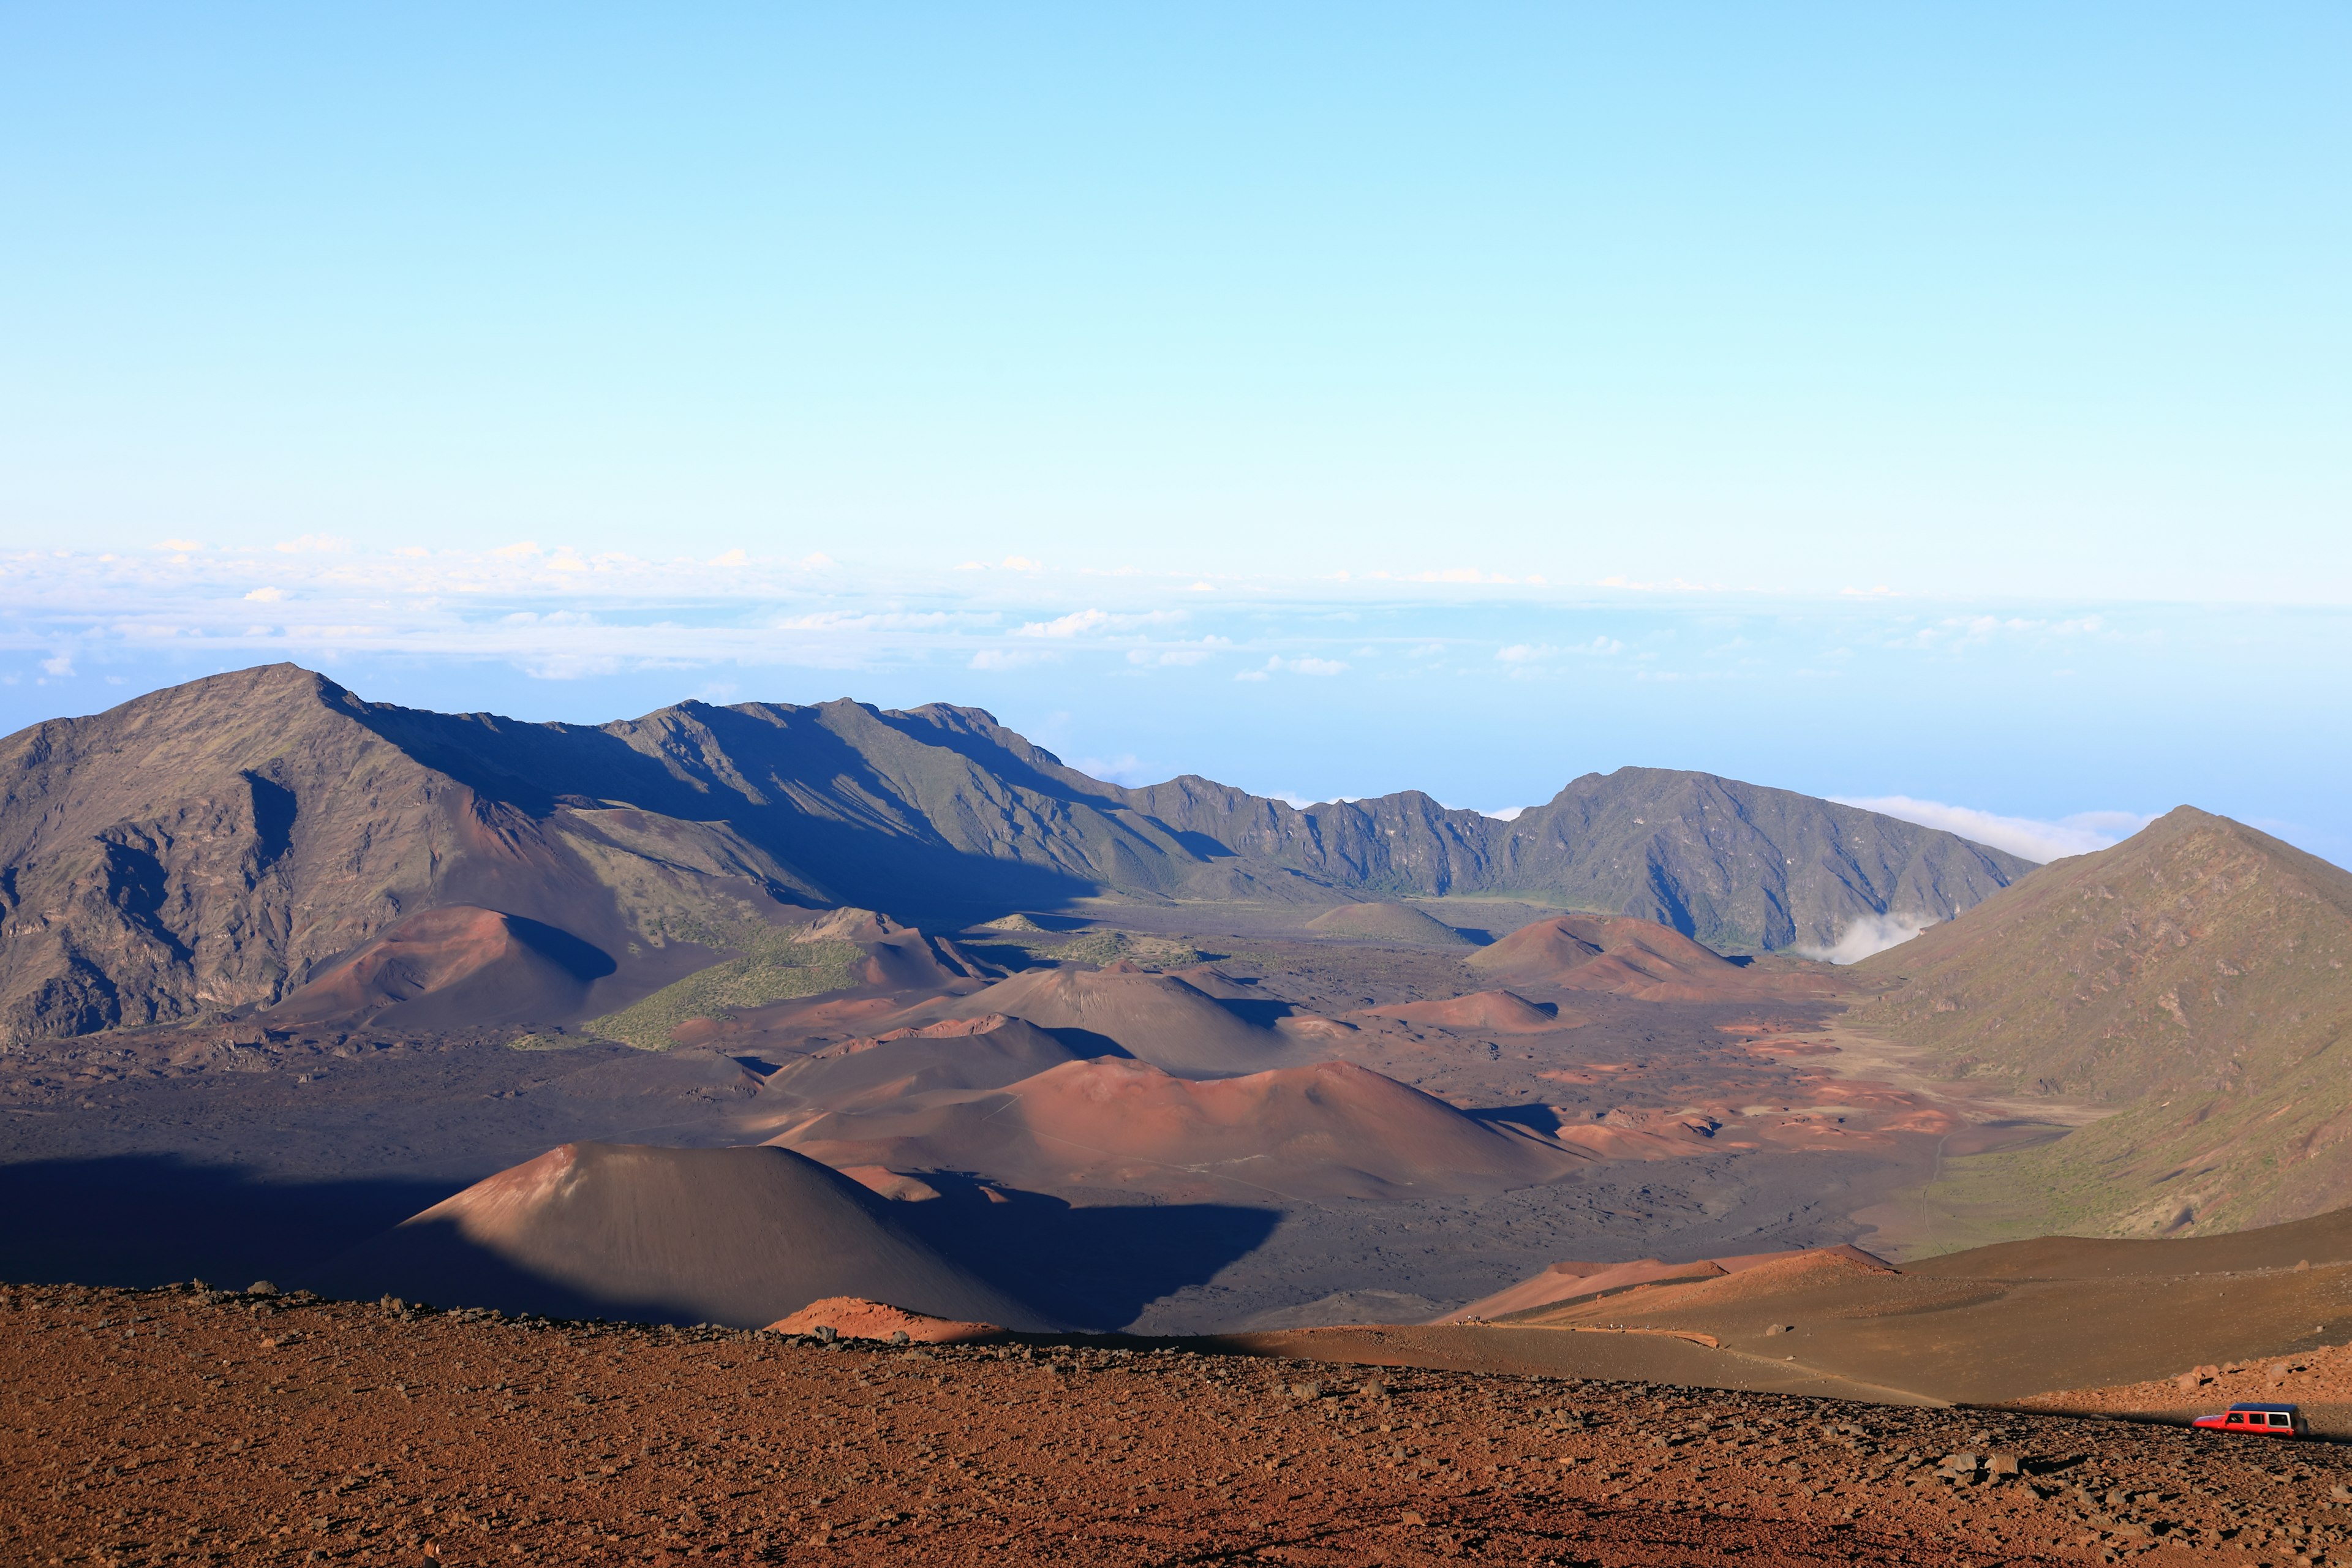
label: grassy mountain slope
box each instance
[1853,808,2352,1237]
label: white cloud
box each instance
[152,538,202,552]
[1835,795,2158,864]
[39,652,74,676]
[1484,805,1529,821]
[1598,575,1724,592]
[1069,752,1153,785]
[1014,609,1112,638]
[970,648,1058,671]
[1798,913,1937,964]
[243,586,285,603]
[1497,636,1621,665]
[1128,636,1229,667]
[772,610,962,632]
[271,533,351,554]
[521,653,620,679]
[1251,655,1349,677]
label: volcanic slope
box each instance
[1303,902,1477,946]
[0,665,809,1044]
[767,1057,1591,1204]
[0,666,2032,1043]
[909,963,1322,1077]
[304,1140,1054,1330]
[1450,1200,2352,1404]
[265,905,618,1029]
[1353,989,1569,1033]
[751,1014,1099,1110]
[1852,807,2352,1237]
[1468,914,1833,1002]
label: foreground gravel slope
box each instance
[6,1280,2348,1565]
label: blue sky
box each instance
[2,7,2346,862]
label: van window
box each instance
[2269,1413,2291,1427]
[2228,1414,2248,1425]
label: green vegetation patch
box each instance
[582,924,865,1051]
[1055,930,1204,968]
[964,925,1207,970]
[506,1031,592,1052]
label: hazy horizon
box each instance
[3,7,2345,859]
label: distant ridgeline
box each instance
[0,664,2030,1042]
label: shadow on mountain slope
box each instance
[0,1155,465,1289]
[0,1152,1284,1333]
[884,1177,1283,1332]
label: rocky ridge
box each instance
[0,665,2032,1044]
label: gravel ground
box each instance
[10,1281,2352,1566]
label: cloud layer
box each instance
[1836,796,2158,864]
[1797,914,1937,965]
[0,543,2337,871]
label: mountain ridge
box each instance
[0,664,2033,1042]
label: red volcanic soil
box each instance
[1449,1246,1897,1323]
[2015,1339,2352,1433]
[1469,916,1831,1002]
[266,904,611,1027]
[831,1166,946,1202]
[750,1015,1089,1116]
[766,1295,1006,1344]
[773,1058,1589,1204]
[1352,990,1580,1034]
[7,1279,2335,1566]
[918,964,1315,1077]
[301,1142,1051,1331]
[1430,1215,2352,1409]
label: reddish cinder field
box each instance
[10,1284,2352,1566]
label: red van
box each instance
[2192,1403,2309,1439]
